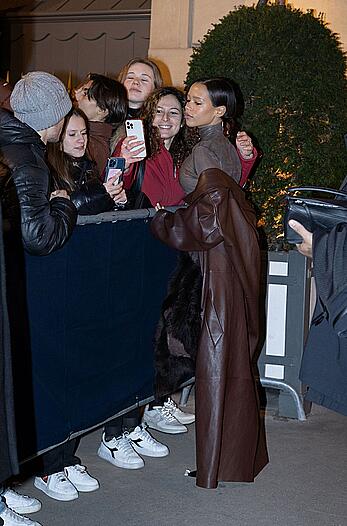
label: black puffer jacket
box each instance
[50,155,114,215]
[0,109,77,255]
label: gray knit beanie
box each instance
[10,71,72,131]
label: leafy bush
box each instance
[186,5,347,247]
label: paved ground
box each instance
[14,396,347,526]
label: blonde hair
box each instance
[117,58,163,89]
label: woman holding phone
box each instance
[48,107,126,214]
[117,85,257,208]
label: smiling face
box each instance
[62,114,88,157]
[153,94,183,149]
[185,83,225,128]
[123,62,156,109]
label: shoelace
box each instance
[159,405,177,422]
[3,488,24,499]
[165,398,180,411]
[68,464,86,474]
[137,426,158,445]
[117,433,137,455]
[54,472,68,483]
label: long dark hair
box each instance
[87,73,128,126]
[188,77,241,141]
[140,86,197,167]
[47,107,97,192]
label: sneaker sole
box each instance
[34,478,78,502]
[97,445,144,470]
[68,481,100,492]
[144,420,188,434]
[174,416,196,425]
[8,502,42,514]
[131,443,169,458]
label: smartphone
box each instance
[105,157,125,182]
[125,119,146,158]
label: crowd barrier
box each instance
[20,209,178,459]
[16,208,308,462]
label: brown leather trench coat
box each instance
[151,168,268,489]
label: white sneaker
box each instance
[129,425,169,457]
[64,465,99,492]
[34,472,78,501]
[143,406,188,434]
[164,397,195,425]
[0,505,42,526]
[2,489,41,514]
[97,432,144,469]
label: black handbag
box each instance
[283,186,347,244]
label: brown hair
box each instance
[47,107,97,192]
[118,58,163,89]
[140,86,198,166]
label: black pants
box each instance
[148,396,167,411]
[38,438,80,476]
[104,408,141,440]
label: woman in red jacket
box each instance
[116,86,257,208]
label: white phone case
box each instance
[125,119,146,158]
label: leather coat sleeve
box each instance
[70,179,114,216]
[151,194,223,251]
[11,163,77,256]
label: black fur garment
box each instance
[154,252,203,398]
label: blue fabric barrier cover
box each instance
[21,216,177,457]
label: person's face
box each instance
[45,118,65,143]
[185,83,225,128]
[74,80,108,122]
[123,63,156,109]
[153,94,183,149]
[62,115,88,157]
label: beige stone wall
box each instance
[148,0,346,87]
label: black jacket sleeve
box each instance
[70,179,114,215]
[11,162,77,256]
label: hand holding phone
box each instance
[125,119,146,158]
[105,157,125,182]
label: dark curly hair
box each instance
[140,86,198,168]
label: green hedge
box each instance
[186,5,347,247]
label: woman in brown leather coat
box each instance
[151,78,268,489]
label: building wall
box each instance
[148,0,347,87]
[1,12,151,85]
